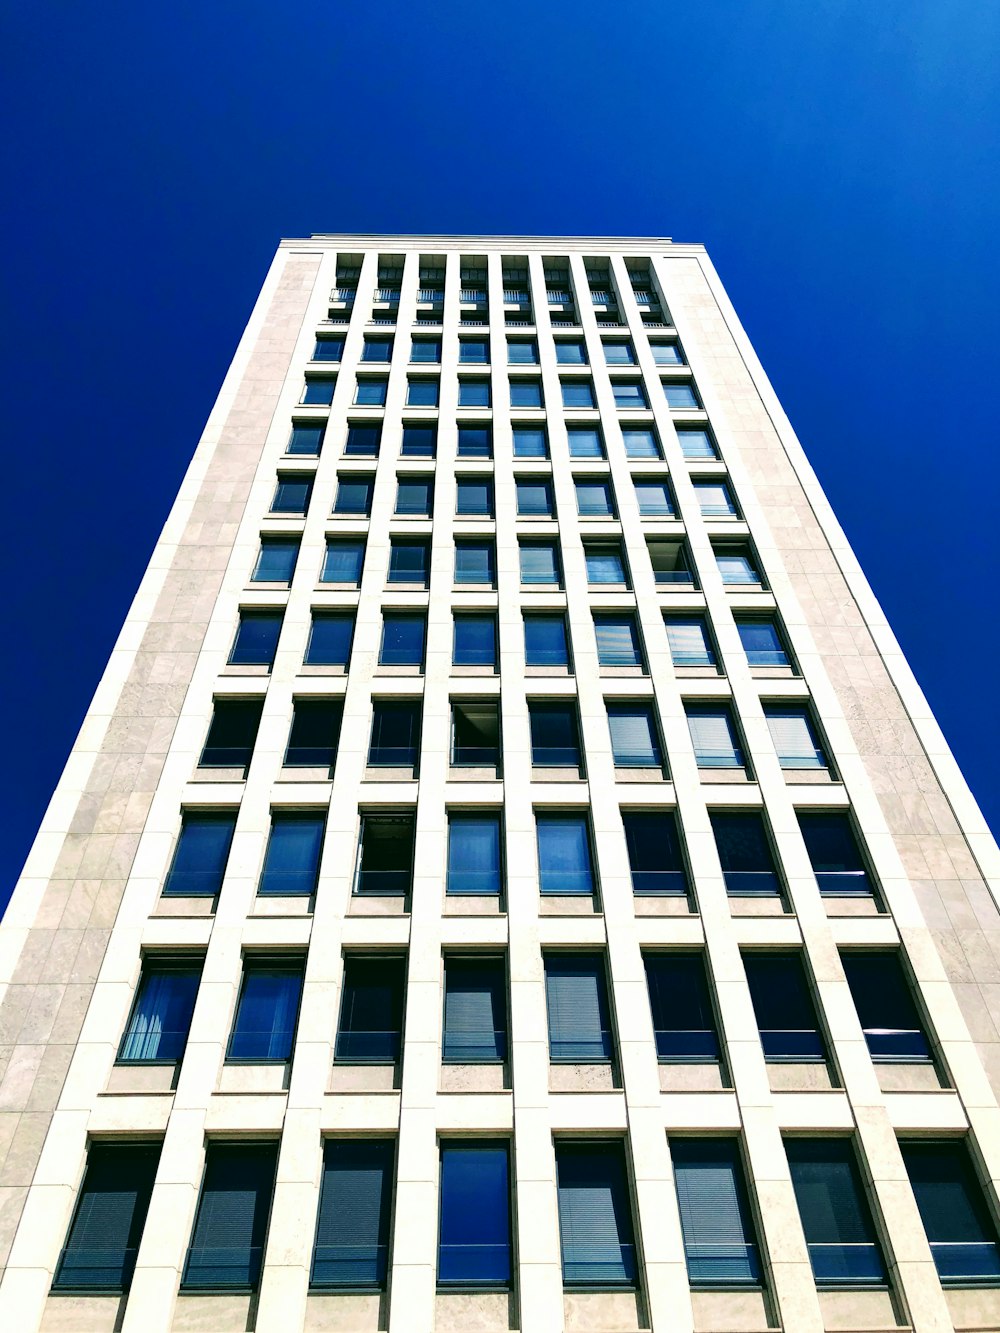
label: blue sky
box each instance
[1,2,998,910]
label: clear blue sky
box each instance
[1,2,998,912]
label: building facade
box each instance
[1,234,999,1333]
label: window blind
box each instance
[321,539,364,584]
[685,706,742,768]
[764,708,826,769]
[671,1139,760,1285]
[786,1139,886,1286]
[621,428,659,458]
[163,812,236,896]
[516,480,552,515]
[607,705,662,768]
[519,543,559,583]
[443,958,507,1062]
[183,1142,278,1290]
[311,1140,393,1288]
[665,618,714,666]
[119,963,200,1063]
[545,955,613,1062]
[584,546,626,584]
[567,427,604,458]
[54,1141,161,1292]
[594,615,642,667]
[455,540,495,583]
[258,813,324,896]
[556,1143,637,1286]
[228,963,303,1061]
[537,816,595,895]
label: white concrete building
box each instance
[1,234,999,1333]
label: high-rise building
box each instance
[1,234,999,1333]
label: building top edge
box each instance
[285,233,688,249]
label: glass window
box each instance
[623,811,688,895]
[665,616,715,667]
[841,952,931,1060]
[556,1143,637,1286]
[304,611,354,667]
[743,952,825,1061]
[664,383,700,409]
[439,1143,511,1285]
[285,699,342,768]
[764,705,828,769]
[336,955,406,1061]
[321,538,365,585]
[334,476,374,515]
[379,613,426,667]
[406,378,438,407]
[455,539,496,585]
[648,538,694,584]
[651,341,684,365]
[519,541,561,585]
[459,338,490,364]
[345,424,381,457]
[199,699,263,769]
[567,426,605,458]
[388,539,430,585]
[410,338,441,363]
[447,815,502,896]
[453,614,497,667]
[561,380,595,408]
[607,703,663,769]
[529,702,581,767]
[229,611,282,668]
[355,378,387,406]
[302,378,335,406]
[451,701,500,767]
[516,478,554,516]
[711,811,781,896]
[182,1143,278,1291]
[613,382,648,409]
[524,614,570,668]
[536,814,594,895]
[456,478,494,517]
[594,614,643,668]
[53,1142,160,1293]
[621,428,660,459]
[119,960,201,1063]
[507,339,539,364]
[645,953,719,1059]
[797,813,873,896]
[287,423,325,456]
[510,379,543,408]
[356,816,414,895]
[736,617,789,667]
[311,1141,394,1290]
[545,956,613,1062]
[395,477,433,516]
[786,1139,887,1287]
[368,700,421,766]
[400,424,437,457]
[459,378,491,407]
[715,543,761,586]
[900,1141,1000,1285]
[584,542,628,585]
[361,337,392,363]
[258,812,325,896]
[513,425,548,458]
[556,341,587,365]
[695,480,738,517]
[575,479,614,516]
[458,425,493,458]
[252,538,298,584]
[228,960,303,1060]
[603,341,635,365]
[634,479,674,516]
[164,811,236,897]
[312,336,345,362]
[685,703,744,769]
[676,428,718,459]
[270,475,312,515]
[443,959,506,1061]
[671,1139,761,1286]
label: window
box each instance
[258,812,324,896]
[648,538,694,584]
[736,617,790,667]
[457,425,493,458]
[388,538,431,585]
[395,476,433,516]
[304,611,354,667]
[764,705,829,770]
[356,816,415,895]
[621,427,660,459]
[900,1141,1000,1285]
[443,958,506,1060]
[536,814,595,895]
[632,479,673,517]
[379,612,426,667]
[344,423,381,457]
[676,427,718,459]
[163,812,236,896]
[334,475,374,516]
[447,814,502,896]
[455,539,496,585]
[336,955,405,1061]
[797,813,873,896]
[119,959,201,1063]
[695,480,739,517]
[567,426,605,458]
[401,424,437,457]
[507,339,539,364]
[524,614,570,668]
[368,700,421,767]
[664,383,700,409]
[665,616,715,667]
[439,1143,512,1286]
[516,478,554,516]
[556,1143,637,1286]
[584,542,628,585]
[685,703,745,769]
[407,378,439,407]
[671,1139,761,1286]
[556,340,587,365]
[607,702,663,769]
[301,377,336,406]
[456,477,494,517]
[252,537,298,584]
[451,700,501,767]
[287,423,325,455]
[459,378,491,407]
[743,952,825,1061]
[312,336,344,362]
[530,702,581,767]
[229,610,282,667]
[53,1142,160,1293]
[510,378,543,408]
[711,812,781,896]
[545,955,613,1061]
[603,340,635,365]
[575,478,615,516]
[453,614,497,667]
[519,541,561,585]
[285,699,342,768]
[228,958,303,1059]
[622,811,689,894]
[786,1139,887,1286]
[513,425,548,458]
[651,341,684,366]
[199,698,263,769]
[312,1141,394,1289]
[182,1143,278,1291]
[561,380,595,408]
[411,338,441,364]
[270,474,312,515]
[613,382,648,410]
[594,613,644,668]
[645,953,719,1059]
[355,378,387,406]
[841,952,931,1060]
[361,336,392,363]
[321,538,365,585]
[459,338,490,364]
[715,543,762,586]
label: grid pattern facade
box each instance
[2,235,1000,1333]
